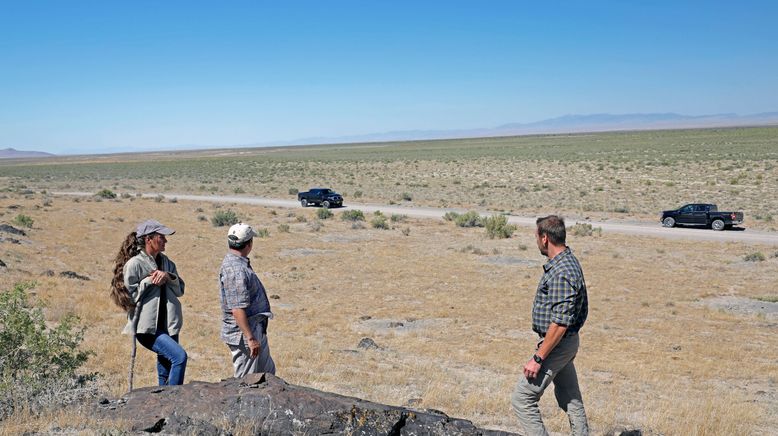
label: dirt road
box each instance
[57,192,778,245]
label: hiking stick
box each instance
[127,302,143,392]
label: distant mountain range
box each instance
[0,148,55,159]
[4,112,778,156]
[261,111,778,147]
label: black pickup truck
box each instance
[297,188,343,208]
[661,203,744,231]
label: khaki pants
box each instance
[511,334,588,436]
[228,321,275,378]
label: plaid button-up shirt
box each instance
[219,253,271,345]
[532,247,588,335]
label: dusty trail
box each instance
[56,192,778,245]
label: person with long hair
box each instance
[110,219,187,386]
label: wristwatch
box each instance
[532,354,543,364]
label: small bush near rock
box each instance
[211,210,239,227]
[460,244,487,255]
[568,222,602,237]
[95,189,116,199]
[744,252,766,262]
[443,211,459,221]
[341,210,365,222]
[454,211,484,228]
[401,192,412,201]
[13,214,34,229]
[484,214,517,239]
[0,282,96,419]
[316,208,333,220]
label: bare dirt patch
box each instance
[278,247,333,257]
[482,256,540,267]
[698,296,778,320]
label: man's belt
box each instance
[538,330,578,338]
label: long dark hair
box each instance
[110,231,142,314]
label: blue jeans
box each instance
[136,332,187,386]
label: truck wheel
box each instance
[711,219,725,231]
[300,199,308,207]
[662,217,675,228]
[322,200,330,208]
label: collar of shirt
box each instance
[542,246,571,272]
[138,250,160,268]
[226,251,252,269]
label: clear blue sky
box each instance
[1,1,776,154]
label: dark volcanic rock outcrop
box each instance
[59,271,90,280]
[0,224,26,236]
[95,373,515,435]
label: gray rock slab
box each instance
[94,374,515,435]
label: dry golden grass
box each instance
[1,192,777,434]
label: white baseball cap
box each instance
[227,223,257,244]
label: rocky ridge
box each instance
[94,373,516,435]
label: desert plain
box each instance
[1,127,777,435]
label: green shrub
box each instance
[353,190,363,198]
[95,189,116,199]
[454,211,484,228]
[233,187,245,194]
[341,210,365,221]
[13,214,34,228]
[744,252,766,262]
[277,224,290,233]
[256,228,270,238]
[568,222,602,237]
[371,215,389,229]
[443,211,460,221]
[211,209,239,227]
[288,188,298,195]
[390,214,407,223]
[0,282,95,419]
[316,208,333,220]
[401,192,412,201]
[484,214,517,239]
